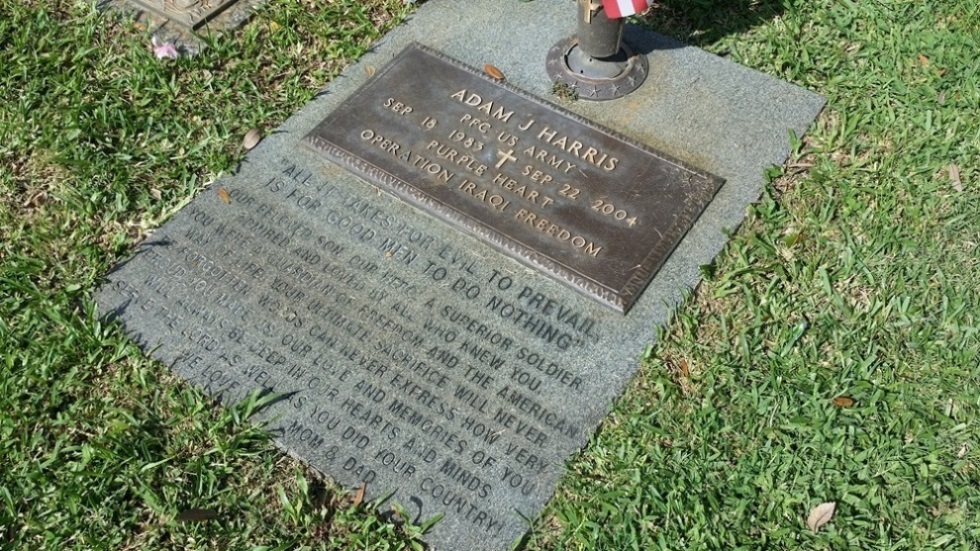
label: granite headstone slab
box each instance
[99,0,262,54]
[127,0,241,29]
[96,1,825,549]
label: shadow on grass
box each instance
[638,0,787,47]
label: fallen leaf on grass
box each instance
[948,164,963,192]
[21,191,47,208]
[484,64,505,80]
[832,396,855,407]
[917,54,930,67]
[176,508,219,522]
[806,501,836,532]
[353,483,367,507]
[217,188,231,203]
[243,128,262,150]
[149,188,162,201]
[782,230,803,247]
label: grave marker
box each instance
[304,44,723,314]
[99,0,261,53]
[127,0,241,30]
[96,1,825,549]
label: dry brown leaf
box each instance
[918,54,930,66]
[484,64,505,81]
[22,191,47,208]
[149,188,162,201]
[217,188,231,204]
[176,508,219,522]
[365,65,376,77]
[832,396,855,407]
[806,501,836,532]
[948,164,963,192]
[678,358,690,377]
[352,483,367,507]
[243,128,261,150]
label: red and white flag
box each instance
[602,0,653,19]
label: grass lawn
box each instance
[1,0,978,549]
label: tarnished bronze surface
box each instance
[546,38,649,101]
[126,0,239,29]
[304,44,723,313]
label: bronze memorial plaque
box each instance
[304,44,723,313]
[126,0,240,29]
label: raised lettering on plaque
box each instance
[304,44,723,313]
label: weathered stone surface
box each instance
[96,1,824,550]
[128,0,240,29]
[98,0,262,54]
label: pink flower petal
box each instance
[151,36,179,60]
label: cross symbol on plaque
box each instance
[584,0,602,23]
[495,148,517,169]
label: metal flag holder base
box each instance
[546,37,648,101]
[546,0,649,101]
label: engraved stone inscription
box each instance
[127,0,239,29]
[304,44,723,313]
[97,155,612,550]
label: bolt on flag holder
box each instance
[546,0,653,101]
